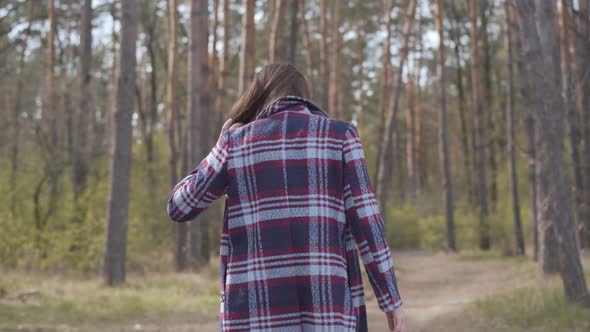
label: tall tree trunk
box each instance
[572,0,590,248]
[514,0,590,303]
[352,9,365,129]
[187,0,209,270]
[374,0,395,185]
[480,0,498,214]
[287,0,299,64]
[300,0,314,96]
[512,2,558,270]
[510,4,540,261]
[139,4,159,189]
[11,0,34,216]
[405,73,418,202]
[102,0,138,286]
[319,0,329,110]
[469,0,490,250]
[216,0,230,123]
[167,0,185,272]
[449,2,474,207]
[199,0,212,265]
[73,0,92,208]
[375,0,417,215]
[269,0,282,64]
[435,0,456,252]
[328,0,341,118]
[505,1,525,256]
[560,0,584,249]
[238,0,255,95]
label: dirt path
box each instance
[121,250,535,332]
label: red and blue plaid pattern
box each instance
[167,96,402,331]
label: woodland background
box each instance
[0,0,589,330]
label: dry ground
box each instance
[114,249,545,332]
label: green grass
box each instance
[0,268,221,331]
[458,248,530,264]
[464,286,590,332]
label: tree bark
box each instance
[238,0,255,95]
[480,0,498,215]
[102,0,138,286]
[199,0,212,265]
[73,0,92,206]
[505,1,525,256]
[469,0,490,250]
[287,0,299,64]
[374,0,395,186]
[406,73,418,202]
[11,0,34,216]
[513,0,590,303]
[216,0,230,123]
[300,0,314,97]
[187,0,209,270]
[328,0,341,118]
[166,0,186,272]
[319,0,329,110]
[449,8,475,207]
[571,0,590,248]
[269,0,282,64]
[375,0,417,215]
[559,0,584,250]
[435,0,456,252]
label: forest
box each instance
[1,0,589,331]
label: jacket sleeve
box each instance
[167,129,231,222]
[342,122,402,313]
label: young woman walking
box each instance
[167,63,406,332]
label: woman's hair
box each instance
[229,63,311,124]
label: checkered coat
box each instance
[167,96,402,331]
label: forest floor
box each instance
[1,249,589,332]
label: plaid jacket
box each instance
[167,96,402,331]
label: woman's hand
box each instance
[222,118,244,133]
[386,306,406,332]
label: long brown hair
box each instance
[229,63,311,124]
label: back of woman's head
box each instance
[229,63,311,124]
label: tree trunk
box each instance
[505,1,525,256]
[352,11,365,128]
[187,0,209,270]
[480,0,498,215]
[269,0,282,64]
[328,0,341,118]
[216,0,230,123]
[514,0,590,303]
[374,0,395,186]
[73,0,92,206]
[102,0,138,286]
[319,0,329,110]
[572,0,590,248]
[11,0,34,216]
[435,0,456,252]
[199,0,212,265]
[510,4,540,261]
[559,0,584,250]
[300,0,314,96]
[238,0,255,95]
[469,0,490,250]
[287,0,299,64]
[375,0,417,215]
[166,0,185,272]
[406,73,418,202]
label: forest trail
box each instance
[121,250,535,332]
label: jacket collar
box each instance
[254,95,329,121]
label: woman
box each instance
[167,63,406,332]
